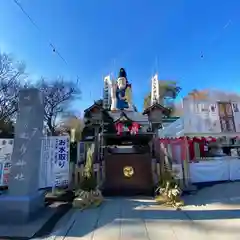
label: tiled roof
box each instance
[143,103,170,115]
[108,111,149,123]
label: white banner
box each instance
[189,158,240,183]
[189,160,230,183]
[0,139,14,159]
[0,161,11,187]
[208,103,221,133]
[0,162,3,186]
[0,136,70,188]
[183,99,222,134]
[229,158,240,181]
[39,138,52,188]
[52,136,70,187]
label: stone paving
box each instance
[43,195,240,240]
[35,182,240,240]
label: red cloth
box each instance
[115,122,123,135]
[188,139,195,161]
[129,122,140,135]
[158,136,219,162]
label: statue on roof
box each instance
[108,68,133,111]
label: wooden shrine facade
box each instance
[80,99,169,195]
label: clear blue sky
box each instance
[1,0,240,112]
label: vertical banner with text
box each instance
[53,136,70,187]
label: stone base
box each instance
[0,190,45,224]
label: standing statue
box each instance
[108,68,133,111]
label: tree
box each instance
[0,52,26,121]
[143,80,181,113]
[143,92,151,110]
[35,77,81,135]
[186,89,240,102]
[0,119,14,137]
[0,52,82,136]
[170,102,183,117]
[187,89,208,100]
[60,114,84,141]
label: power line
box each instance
[12,0,68,66]
[12,0,100,103]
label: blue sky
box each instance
[1,0,240,112]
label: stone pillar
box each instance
[0,88,45,224]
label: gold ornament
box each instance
[123,166,134,178]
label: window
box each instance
[209,104,217,113]
[218,102,236,132]
[195,103,209,113]
[233,103,239,113]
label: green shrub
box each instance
[79,175,97,192]
[77,144,97,192]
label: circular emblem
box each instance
[123,166,134,178]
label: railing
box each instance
[73,162,105,189]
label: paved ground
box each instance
[41,182,240,240]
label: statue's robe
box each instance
[116,87,128,109]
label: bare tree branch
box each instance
[0,52,26,121]
[34,77,81,135]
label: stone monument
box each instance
[0,88,45,224]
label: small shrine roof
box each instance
[108,111,149,123]
[83,100,112,122]
[84,100,103,113]
[142,103,170,115]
